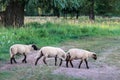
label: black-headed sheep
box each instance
[66,48,97,69]
[35,46,66,66]
[10,44,38,64]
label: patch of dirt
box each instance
[1,47,120,80]
[0,51,39,71]
[53,46,120,80]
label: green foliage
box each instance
[1,0,120,16]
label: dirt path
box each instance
[0,47,120,80]
[53,47,120,80]
[0,51,38,71]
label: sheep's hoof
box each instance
[59,65,61,67]
[35,62,37,65]
[25,61,27,63]
[66,65,69,68]
[87,67,89,69]
[22,60,27,63]
[22,60,24,63]
[14,61,17,64]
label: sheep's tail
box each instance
[10,48,14,58]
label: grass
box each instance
[0,16,120,80]
[1,22,120,54]
[104,49,120,67]
[0,16,120,60]
[1,36,120,80]
[0,65,81,80]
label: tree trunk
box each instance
[53,7,60,18]
[56,10,60,18]
[62,8,67,19]
[14,1,25,27]
[89,0,95,21]
[0,11,5,25]
[4,1,14,26]
[4,0,25,27]
[76,10,79,19]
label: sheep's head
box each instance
[66,53,71,61]
[31,44,38,50]
[92,53,97,60]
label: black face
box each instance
[66,53,71,61]
[32,44,38,50]
[92,54,97,60]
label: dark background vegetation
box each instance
[0,0,120,26]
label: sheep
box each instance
[10,44,38,64]
[66,48,97,69]
[35,46,66,66]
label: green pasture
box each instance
[0,17,120,80]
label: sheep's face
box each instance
[66,53,71,61]
[92,53,97,60]
[31,44,38,50]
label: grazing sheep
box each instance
[10,44,38,64]
[35,46,66,66]
[66,48,97,69]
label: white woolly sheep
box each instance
[35,46,66,66]
[66,48,97,69]
[10,44,38,64]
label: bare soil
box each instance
[0,47,120,80]
[53,47,120,80]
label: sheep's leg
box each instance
[70,60,73,67]
[78,60,83,68]
[10,57,13,64]
[10,55,14,64]
[35,54,43,65]
[13,57,17,64]
[10,55,17,64]
[59,59,63,66]
[43,57,48,65]
[66,60,69,67]
[22,53,27,63]
[84,59,89,69]
[55,55,57,66]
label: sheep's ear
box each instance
[32,44,38,50]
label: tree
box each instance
[95,0,117,17]
[0,0,26,27]
[89,0,95,21]
[1,0,120,27]
[5,0,25,27]
[25,1,39,16]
